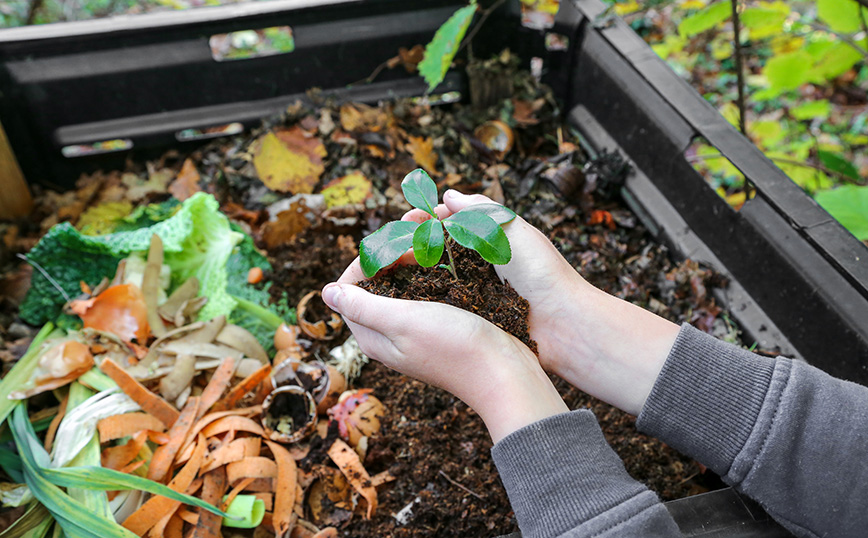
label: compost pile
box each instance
[0,60,739,537]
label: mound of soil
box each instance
[358,244,537,354]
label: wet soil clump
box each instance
[358,244,537,354]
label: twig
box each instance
[16,254,72,303]
[806,21,868,60]
[860,5,868,39]
[438,470,484,501]
[456,0,509,57]
[350,57,396,87]
[688,153,866,186]
[730,0,747,135]
[25,0,44,24]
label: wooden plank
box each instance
[0,120,33,219]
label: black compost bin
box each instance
[1,0,866,536]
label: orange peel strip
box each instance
[118,460,146,475]
[102,430,149,471]
[252,492,273,512]
[192,466,227,538]
[211,364,272,413]
[164,515,183,538]
[98,412,165,443]
[123,433,207,536]
[201,437,261,474]
[264,440,298,537]
[100,358,179,428]
[177,509,199,526]
[180,406,261,455]
[44,392,69,452]
[327,438,377,519]
[221,477,255,511]
[225,457,277,484]
[197,357,236,419]
[147,397,200,484]
[200,415,264,439]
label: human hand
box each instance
[396,190,680,416]
[320,282,568,443]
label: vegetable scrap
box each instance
[1,199,386,536]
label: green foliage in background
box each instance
[418,1,478,92]
[612,0,867,241]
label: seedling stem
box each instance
[443,235,458,279]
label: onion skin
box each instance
[78,284,150,343]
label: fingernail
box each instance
[322,284,342,311]
[444,189,457,198]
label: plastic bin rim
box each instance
[0,0,363,43]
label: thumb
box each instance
[321,283,399,334]
[442,189,496,213]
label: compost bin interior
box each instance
[1,0,866,537]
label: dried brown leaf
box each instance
[168,159,201,202]
[407,136,440,176]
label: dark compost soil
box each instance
[358,244,537,354]
[0,59,742,538]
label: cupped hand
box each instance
[397,190,680,416]
[400,190,591,373]
[320,282,567,443]
[338,190,589,373]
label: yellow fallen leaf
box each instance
[407,136,440,176]
[321,172,373,208]
[614,0,640,15]
[77,201,134,235]
[252,128,326,194]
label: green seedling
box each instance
[360,168,516,279]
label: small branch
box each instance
[806,21,868,60]
[438,470,484,501]
[730,0,747,135]
[688,153,866,186]
[25,0,44,24]
[860,5,868,39]
[456,0,508,57]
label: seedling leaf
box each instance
[443,212,511,265]
[412,219,445,267]
[458,203,517,225]
[418,2,477,92]
[402,168,439,217]
[360,221,420,278]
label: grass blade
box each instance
[44,467,232,518]
[10,404,138,538]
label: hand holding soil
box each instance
[320,282,567,443]
[402,189,681,416]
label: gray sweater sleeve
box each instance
[637,323,868,538]
[491,324,868,538]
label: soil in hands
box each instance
[357,244,538,355]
